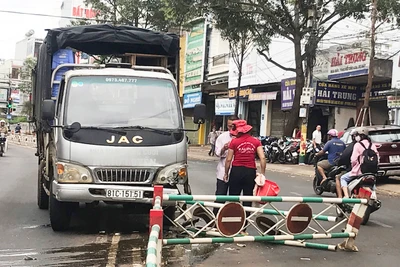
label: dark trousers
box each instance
[208,144,215,156]
[213,179,229,215]
[228,166,256,208]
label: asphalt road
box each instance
[0,145,399,267]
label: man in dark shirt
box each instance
[316,129,346,185]
[335,129,358,198]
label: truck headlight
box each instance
[155,163,188,185]
[56,162,93,183]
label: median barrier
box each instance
[145,186,372,265]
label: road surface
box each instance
[0,145,398,266]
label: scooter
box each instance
[312,156,381,225]
[0,133,6,157]
[313,155,346,195]
[337,173,381,225]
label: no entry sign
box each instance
[216,202,246,237]
[286,203,312,234]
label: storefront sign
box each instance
[358,82,391,101]
[0,88,7,102]
[215,98,235,115]
[183,92,202,109]
[387,96,400,108]
[183,18,207,94]
[281,77,296,110]
[248,91,278,101]
[315,81,358,107]
[328,40,370,80]
[228,88,253,99]
[10,90,20,104]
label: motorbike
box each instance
[312,155,381,225]
[0,133,6,156]
[305,142,323,165]
[339,173,381,225]
[313,155,345,195]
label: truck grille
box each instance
[95,168,154,183]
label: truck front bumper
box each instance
[52,180,179,205]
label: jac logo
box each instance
[106,135,143,144]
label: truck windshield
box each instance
[64,76,182,129]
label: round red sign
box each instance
[286,203,313,234]
[216,202,246,237]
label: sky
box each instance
[0,0,63,60]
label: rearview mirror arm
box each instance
[180,124,201,132]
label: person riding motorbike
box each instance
[335,129,358,198]
[339,127,379,198]
[315,129,346,186]
[15,123,21,134]
[0,120,8,134]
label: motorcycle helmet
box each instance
[327,129,338,137]
[0,120,5,125]
[350,129,358,136]
[354,127,369,137]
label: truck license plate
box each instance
[389,155,400,163]
[105,189,143,199]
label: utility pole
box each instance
[298,1,319,165]
[356,0,377,126]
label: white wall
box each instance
[208,27,230,77]
[334,107,356,131]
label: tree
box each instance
[358,0,400,126]
[210,3,256,116]
[206,0,380,135]
[18,57,36,94]
[21,100,33,117]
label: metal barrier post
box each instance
[146,185,164,266]
[338,188,372,252]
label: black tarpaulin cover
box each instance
[44,24,180,57]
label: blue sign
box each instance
[183,92,202,109]
[315,81,358,107]
[6,114,11,120]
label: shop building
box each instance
[181,18,231,144]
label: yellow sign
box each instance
[228,88,252,99]
[179,33,187,98]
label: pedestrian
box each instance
[213,115,239,215]
[292,126,301,139]
[208,126,217,156]
[312,125,322,148]
[224,119,266,234]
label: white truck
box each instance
[32,24,206,231]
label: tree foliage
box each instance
[206,0,400,135]
[209,2,256,116]
[18,57,36,94]
[67,0,202,31]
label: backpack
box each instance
[358,141,379,174]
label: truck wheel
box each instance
[49,185,73,232]
[37,161,49,210]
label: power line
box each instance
[0,9,111,22]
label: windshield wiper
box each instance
[79,126,127,135]
[114,125,172,135]
[391,139,400,142]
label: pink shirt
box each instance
[350,139,379,177]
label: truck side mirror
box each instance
[42,99,55,120]
[193,104,206,124]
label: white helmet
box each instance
[0,120,5,124]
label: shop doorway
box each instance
[247,101,262,136]
[308,107,329,142]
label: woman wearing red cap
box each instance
[224,120,266,209]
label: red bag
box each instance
[255,179,280,204]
